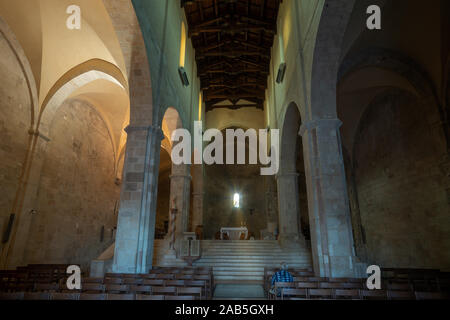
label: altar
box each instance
[220,227,248,240]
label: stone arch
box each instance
[277,102,304,245]
[279,102,302,174]
[38,69,130,170]
[309,0,356,120]
[40,59,127,115]
[338,47,447,149]
[102,0,154,127]
[0,15,38,128]
[339,47,440,101]
[351,87,449,267]
[158,104,187,133]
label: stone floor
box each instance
[213,284,266,300]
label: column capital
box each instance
[276,172,299,180]
[125,125,164,141]
[299,119,342,136]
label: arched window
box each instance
[233,193,240,208]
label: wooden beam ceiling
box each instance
[183,0,281,111]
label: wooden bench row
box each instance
[0,292,198,301]
[277,288,450,300]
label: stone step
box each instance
[193,255,310,264]
[154,240,313,282]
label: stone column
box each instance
[264,176,278,237]
[276,172,300,246]
[112,125,164,274]
[300,119,357,278]
[169,163,191,254]
[191,164,204,235]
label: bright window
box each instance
[233,193,240,208]
[179,21,187,68]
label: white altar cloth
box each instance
[220,227,248,240]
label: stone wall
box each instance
[23,99,120,269]
[204,162,266,240]
[352,90,450,269]
[156,169,170,238]
[0,31,32,250]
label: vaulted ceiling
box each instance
[182,0,282,112]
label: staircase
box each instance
[192,240,312,284]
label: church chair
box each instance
[0,292,24,300]
[177,287,202,299]
[319,282,361,289]
[104,277,123,284]
[337,282,363,289]
[139,273,157,279]
[156,274,175,280]
[152,286,177,296]
[328,278,353,283]
[8,281,34,292]
[143,279,164,286]
[129,285,152,295]
[194,270,211,276]
[136,294,164,300]
[308,289,334,300]
[106,293,135,300]
[334,289,362,300]
[297,282,319,289]
[123,278,143,285]
[34,283,60,292]
[23,292,51,300]
[165,280,186,287]
[82,277,104,284]
[281,288,308,300]
[415,291,449,300]
[193,275,212,297]
[121,274,139,279]
[360,290,388,300]
[105,273,123,278]
[79,293,107,300]
[411,279,439,292]
[50,293,80,300]
[81,283,105,293]
[193,274,211,283]
[151,269,168,274]
[269,282,296,300]
[293,277,309,282]
[275,282,296,289]
[307,277,328,282]
[184,280,207,295]
[387,290,415,300]
[165,295,196,300]
[105,284,130,294]
[181,270,195,275]
[387,282,412,291]
[175,274,194,280]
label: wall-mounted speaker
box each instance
[178,67,190,87]
[276,62,286,84]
